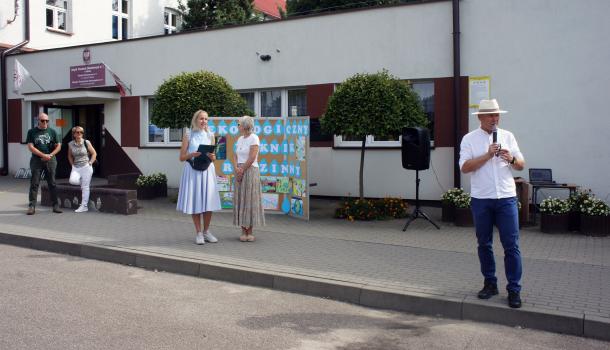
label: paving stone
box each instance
[1,177,609,339]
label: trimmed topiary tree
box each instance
[151,70,252,129]
[321,70,428,199]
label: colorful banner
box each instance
[211,117,310,220]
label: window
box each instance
[239,92,255,113]
[235,88,307,118]
[164,8,181,34]
[34,107,73,141]
[411,81,435,141]
[334,80,435,148]
[112,0,130,40]
[288,89,307,117]
[146,99,183,145]
[45,0,70,32]
[260,90,282,118]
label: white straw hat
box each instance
[472,99,508,115]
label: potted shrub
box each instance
[334,197,409,221]
[579,198,610,237]
[136,173,168,200]
[453,192,473,227]
[440,188,464,222]
[567,189,593,231]
[539,197,570,233]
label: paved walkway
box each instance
[1,177,608,340]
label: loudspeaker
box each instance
[401,127,430,170]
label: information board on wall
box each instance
[208,117,310,220]
[69,63,106,88]
[469,76,491,108]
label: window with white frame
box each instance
[45,0,71,32]
[334,80,435,147]
[260,89,282,118]
[112,0,130,40]
[288,89,307,117]
[239,92,255,113]
[237,88,308,118]
[146,99,184,145]
[164,8,181,34]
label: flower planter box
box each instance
[454,207,473,227]
[580,214,610,237]
[155,183,168,198]
[540,213,569,233]
[568,211,581,232]
[137,183,167,200]
[137,186,156,200]
[441,202,455,222]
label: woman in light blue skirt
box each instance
[177,110,221,245]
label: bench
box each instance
[41,184,138,215]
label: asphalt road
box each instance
[1,244,607,350]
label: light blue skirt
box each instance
[176,162,221,214]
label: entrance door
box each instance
[45,105,104,178]
[74,105,104,176]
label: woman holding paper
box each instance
[233,115,265,242]
[177,110,221,245]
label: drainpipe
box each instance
[1,0,29,175]
[452,0,461,188]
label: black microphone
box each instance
[492,126,500,156]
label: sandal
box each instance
[246,227,254,242]
[240,227,248,242]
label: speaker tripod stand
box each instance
[402,170,440,231]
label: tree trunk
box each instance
[359,138,366,200]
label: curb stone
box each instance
[1,231,609,342]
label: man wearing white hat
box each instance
[459,99,525,308]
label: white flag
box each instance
[13,59,31,93]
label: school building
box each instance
[3,0,609,202]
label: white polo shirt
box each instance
[235,133,260,167]
[459,127,523,199]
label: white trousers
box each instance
[74,165,93,207]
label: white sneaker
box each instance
[75,206,88,213]
[202,231,218,243]
[195,232,205,245]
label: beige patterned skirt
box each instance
[233,166,265,227]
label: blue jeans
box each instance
[471,197,522,293]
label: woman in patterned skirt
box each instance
[177,110,221,245]
[233,115,265,242]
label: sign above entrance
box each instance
[70,63,105,88]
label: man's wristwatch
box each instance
[510,157,516,165]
